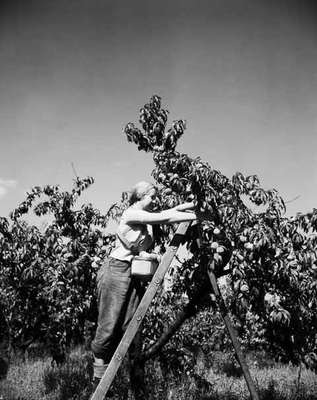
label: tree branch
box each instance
[139,294,205,362]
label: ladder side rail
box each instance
[207,267,259,400]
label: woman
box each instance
[91,181,197,383]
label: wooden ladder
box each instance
[91,221,259,400]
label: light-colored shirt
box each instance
[110,209,154,262]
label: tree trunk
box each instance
[129,329,147,400]
[140,296,202,362]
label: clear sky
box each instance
[0,0,316,221]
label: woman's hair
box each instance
[128,181,155,206]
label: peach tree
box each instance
[0,177,120,361]
[124,95,317,372]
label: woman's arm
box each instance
[124,208,197,225]
[173,202,195,212]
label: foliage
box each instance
[124,95,317,371]
[0,178,121,358]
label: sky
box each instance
[0,0,317,223]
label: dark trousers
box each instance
[91,257,144,362]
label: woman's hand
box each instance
[139,251,161,263]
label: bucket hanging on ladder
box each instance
[131,255,158,280]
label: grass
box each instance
[0,347,93,400]
[207,363,317,400]
[1,348,317,400]
[0,357,50,400]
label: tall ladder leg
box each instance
[91,221,191,400]
[207,267,259,400]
